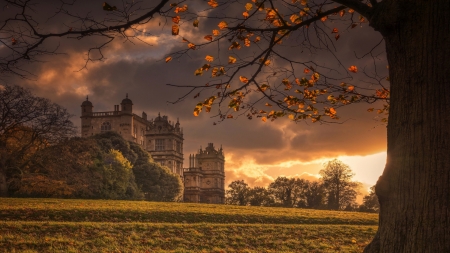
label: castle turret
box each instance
[121,93,133,113]
[81,96,93,116]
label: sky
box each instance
[2,0,389,194]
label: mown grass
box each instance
[0,198,378,252]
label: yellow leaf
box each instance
[329,107,336,115]
[254,36,261,42]
[288,114,295,120]
[165,56,172,63]
[239,76,249,83]
[205,55,214,62]
[244,38,251,47]
[193,19,199,27]
[193,109,200,116]
[245,3,253,11]
[228,56,237,64]
[218,21,228,29]
[194,68,203,76]
[290,14,301,24]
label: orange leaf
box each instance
[188,43,196,50]
[171,25,179,35]
[205,55,214,62]
[243,11,249,19]
[165,56,172,63]
[218,21,228,29]
[208,0,218,8]
[204,35,213,41]
[320,16,328,22]
[239,76,249,83]
[227,115,234,118]
[348,9,355,13]
[339,10,345,17]
[172,16,180,24]
[213,29,220,36]
[303,68,310,74]
[348,65,358,73]
[331,28,338,33]
[261,116,267,122]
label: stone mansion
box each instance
[80,95,225,204]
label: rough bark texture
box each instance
[365,0,450,252]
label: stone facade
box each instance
[184,143,225,204]
[80,95,184,175]
[80,95,225,203]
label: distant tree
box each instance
[304,181,326,209]
[247,186,274,207]
[0,84,76,196]
[320,159,359,210]
[359,185,380,213]
[226,180,250,206]
[268,177,308,207]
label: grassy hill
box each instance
[0,198,378,252]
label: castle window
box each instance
[101,122,111,131]
[155,139,165,151]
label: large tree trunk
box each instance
[365,1,450,252]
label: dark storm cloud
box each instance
[3,0,388,187]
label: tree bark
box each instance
[365,0,450,252]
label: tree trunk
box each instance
[0,171,7,197]
[365,1,450,252]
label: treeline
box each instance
[11,132,184,201]
[226,159,379,212]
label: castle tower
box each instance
[184,143,225,204]
[81,96,93,116]
[145,113,184,175]
[121,93,133,113]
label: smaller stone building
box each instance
[183,143,225,204]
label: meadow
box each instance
[0,198,378,252]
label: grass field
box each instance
[0,198,378,252]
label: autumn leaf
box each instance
[290,14,301,24]
[172,16,180,24]
[171,25,179,35]
[239,76,249,83]
[218,21,228,29]
[339,9,345,17]
[174,5,188,13]
[367,108,374,112]
[213,30,220,36]
[188,43,196,50]
[261,116,267,122]
[245,3,253,11]
[229,41,241,50]
[204,35,213,41]
[347,85,355,91]
[331,28,338,33]
[335,34,340,40]
[301,0,307,5]
[321,16,328,22]
[244,38,251,47]
[103,2,117,11]
[254,36,261,43]
[348,65,358,73]
[193,20,199,27]
[227,115,234,119]
[243,11,249,19]
[194,68,203,76]
[228,56,237,64]
[165,56,172,63]
[265,103,272,107]
[329,107,337,115]
[303,68,310,74]
[205,55,214,62]
[201,64,211,71]
[208,0,218,8]
[349,9,355,13]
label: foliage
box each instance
[359,185,379,213]
[226,180,250,205]
[0,84,76,196]
[247,186,274,207]
[13,132,183,201]
[269,177,308,207]
[320,159,359,210]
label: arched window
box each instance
[101,122,111,131]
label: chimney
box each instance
[142,111,147,120]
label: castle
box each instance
[80,95,225,204]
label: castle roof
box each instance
[121,93,133,105]
[81,96,93,106]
